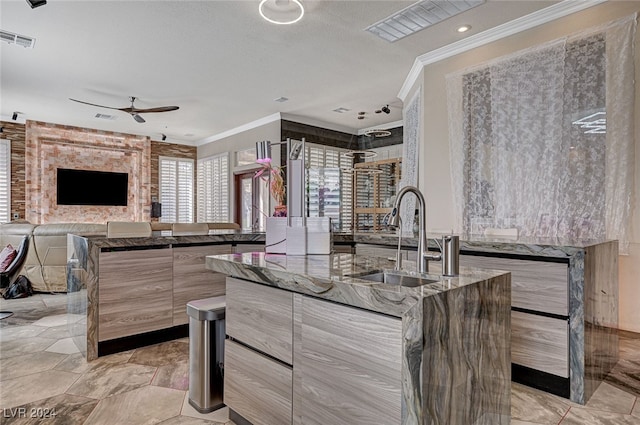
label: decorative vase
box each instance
[273,205,287,217]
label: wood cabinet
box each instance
[460,254,570,380]
[233,244,265,253]
[98,248,173,341]
[297,296,402,425]
[226,277,293,363]
[511,311,569,377]
[461,255,568,315]
[353,158,401,231]
[224,339,292,425]
[224,277,402,425]
[172,244,231,326]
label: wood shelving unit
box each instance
[352,157,401,231]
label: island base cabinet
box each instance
[172,245,231,326]
[296,296,402,425]
[224,339,292,425]
[98,248,173,341]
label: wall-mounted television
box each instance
[57,168,129,206]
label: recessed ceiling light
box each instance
[184,133,194,137]
[333,107,350,113]
[274,96,289,103]
[457,24,472,33]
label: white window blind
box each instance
[197,153,229,222]
[159,156,194,223]
[304,143,353,231]
[0,139,10,223]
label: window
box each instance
[0,139,10,223]
[304,143,353,231]
[159,156,194,223]
[197,153,229,222]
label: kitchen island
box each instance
[206,252,511,425]
[67,230,617,406]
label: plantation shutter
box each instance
[0,140,10,223]
[159,156,194,223]
[304,143,353,231]
[197,153,229,222]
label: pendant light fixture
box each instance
[259,0,304,25]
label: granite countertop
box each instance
[206,252,506,317]
[76,229,610,259]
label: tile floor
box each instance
[1,293,639,425]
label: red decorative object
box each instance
[273,205,287,217]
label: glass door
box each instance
[235,171,269,231]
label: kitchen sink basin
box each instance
[353,271,440,287]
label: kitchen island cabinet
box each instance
[208,253,511,425]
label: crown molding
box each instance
[196,112,282,146]
[397,0,607,101]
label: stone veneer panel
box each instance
[25,121,151,224]
[1,121,27,220]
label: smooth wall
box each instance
[413,2,640,332]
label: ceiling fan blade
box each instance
[132,114,146,123]
[69,98,121,110]
[133,106,180,113]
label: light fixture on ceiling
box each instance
[364,129,392,138]
[381,105,391,114]
[457,24,472,33]
[365,0,485,43]
[259,0,304,25]
[161,134,167,141]
[12,112,18,121]
[26,0,46,8]
[333,107,350,113]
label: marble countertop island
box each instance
[206,252,512,425]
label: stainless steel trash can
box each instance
[187,296,226,413]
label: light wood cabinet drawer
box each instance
[461,255,568,316]
[511,310,568,377]
[172,244,231,326]
[225,339,292,425]
[98,248,173,341]
[298,296,402,425]
[226,277,293,364]
[233,244,265,253]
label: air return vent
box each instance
[0,29,36,48]
[95,113,116,120]
[365,0,485,43]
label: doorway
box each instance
[234,171,269,231]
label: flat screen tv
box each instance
[57,168,129,206]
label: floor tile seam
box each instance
[557,405,572,424]
[630,396,638,416]
[0,351,72,383]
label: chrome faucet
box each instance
[387,186,459,276]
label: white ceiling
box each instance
[1,0,561,145]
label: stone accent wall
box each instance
[25,121,151,224]
[2,121,197,224]
[1,121,26,220]
[150,141,197,221]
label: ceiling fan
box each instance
[69,96,179,123]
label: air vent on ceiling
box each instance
[365,0,485,43]
[0,29,36,48]
[95,113,116,120]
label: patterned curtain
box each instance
[447,15,636,252]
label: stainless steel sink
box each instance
[353,271,440,287]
